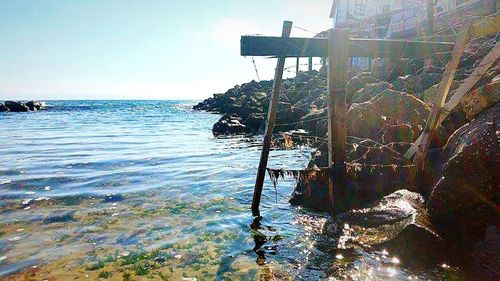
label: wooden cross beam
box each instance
[241,36,455,58]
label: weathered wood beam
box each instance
[252,21,293,217]
[327,29,350,214]
[406,22,472,184]
[241,36,455,58]
[405,40,500,159]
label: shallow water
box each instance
[0,101,461,280]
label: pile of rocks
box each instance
[194,35,499,266]
[0,100,46,112]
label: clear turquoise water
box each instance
[0,101,460,280]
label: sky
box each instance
[0,0,332,100]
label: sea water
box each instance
[0,100,460,280]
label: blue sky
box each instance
[0,0,331,100]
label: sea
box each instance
[0,100,461,280]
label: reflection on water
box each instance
[0,101,461,280]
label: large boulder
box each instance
[212,113,250,136]
[4,101,28,112]
[427,104,500,248]
[346,89,431,143]
[460,74,500,120]
[322,190,446,264]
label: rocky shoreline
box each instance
[0,100,46,112]
[194,35,499,278]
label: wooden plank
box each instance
[251,21,293,217]
[241,36,455,58]
[327,29,350,214]
[405,39,499,159]
[407,22,472,176]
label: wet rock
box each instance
[427,104,500,248]
[460,74,500,119]
[43,211,76,224]
[324,190,446,263]
[4,101,28,112]
[346,89,431,142]
[212,113,249,136]
[338,190,424,228]
[24,100,43,111]
[290,140,416,212]
[0,103,8,112]
[243,113,265,134]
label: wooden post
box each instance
[427,0,434,35]
[251,21,293,217]
[327,29,350,214]
[308,57,313,71]
[406,23,471,180]
[296,57,300,76]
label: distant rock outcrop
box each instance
[1,100,46,112]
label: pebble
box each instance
[22,199,33,205]
[0,256,6,261]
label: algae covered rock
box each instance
[427,103,500,248]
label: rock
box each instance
[212,113,249,136]
[324,190,446,263]
[346,72,379,102]
[427,104,500,248]
[422,80,460,104]
[371,58,423,82]
[4,101,28,112]
[393,75,423,97]
[348,81,392,105]
[461,74,500,119]
[0,103,8,112]
[243,113,265,134]
[381,123,414,143]
[24,100,44,111]
[337,190,425,228]
[43,211,75,224]
[419,72,443,91]
[470,226,500,280]
[297,108,327,136]
[290,140,416,212]
[346,89,431,143]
